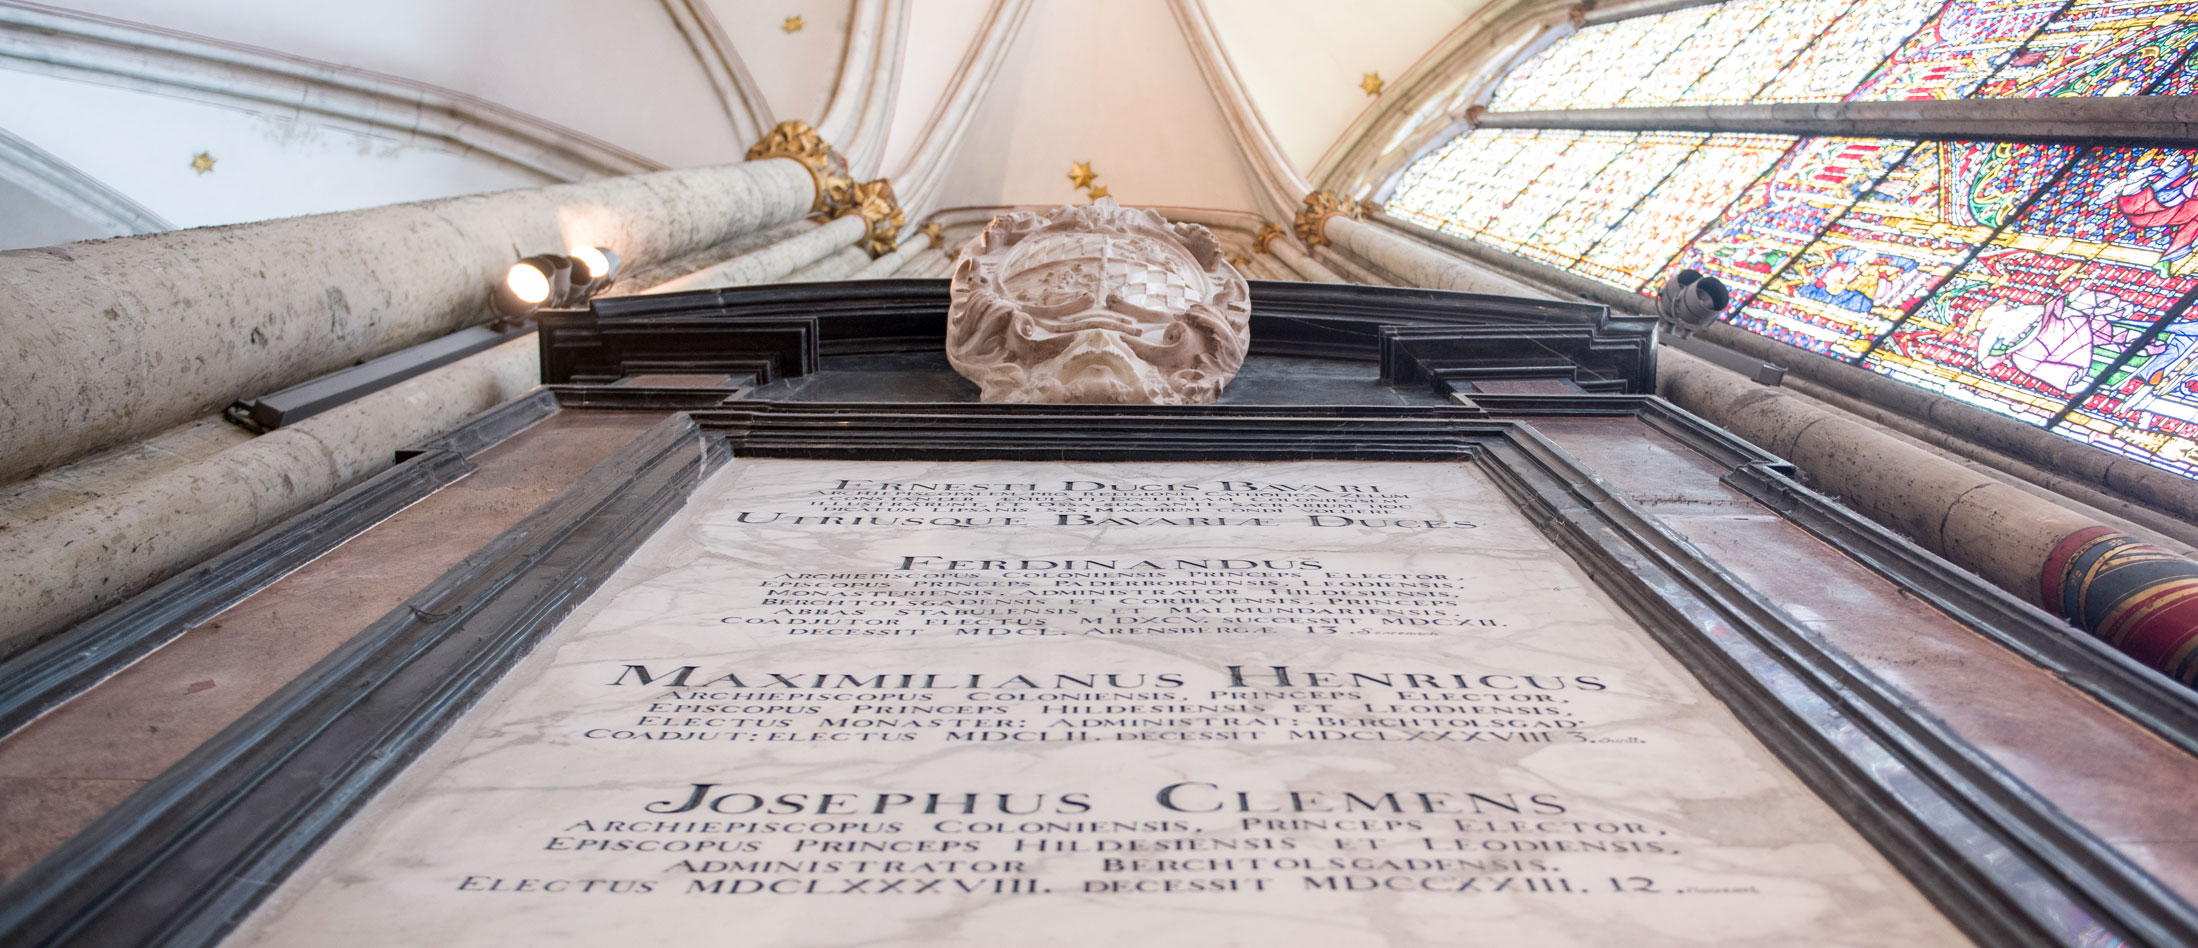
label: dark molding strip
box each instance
[0,389,557,740]
[1478,96,2198,146]
[549,277,1634,377]
[0,415,724,948]
[1474,392,2198,761]
[394,388,560,460]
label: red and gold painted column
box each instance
[2043,527,2198,686]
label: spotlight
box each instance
[1657,268,1729,340]
[492,255,559,321]
[570,245,619,285]
[490,248,621,325]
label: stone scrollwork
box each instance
[946,199,1251,405]
[745,120,853,217]
[1254,221,1286,254]
[1294,190,1362,248]
[848,178,906,257]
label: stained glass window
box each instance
[1670,138,1913,307]
[1863,148,2198,429]
[2158,50,2198,96]
[2061,306,2198,476]
[1385,0,2198,479]
[1478,133,1637,257]
[1845,0,2062,102]
[1676,1,1856,105]
[1741,142,2079,355]
[1976,0,2198,98]
[1753,0,1945,103]
[1619,2,1774,107]
[1520,132,1707,268]
[1490,17,1673,112]
[1573,134,1798,288]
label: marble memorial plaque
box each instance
[228,460,1966,947]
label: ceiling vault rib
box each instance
[816,0,909,178]
[881,0,1034,229]
[0,123,171,236]
[656,0,775,147]
[0,0,663,184]
[1166,0,1309,223]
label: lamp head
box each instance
[570,246,619,283]
[1657,268,1729,339]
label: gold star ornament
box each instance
[1360,73,1385,96]
[782,15,804,32]
[1068,160,1097,190]
[919,220,943,244]
[190,151,215,174]
[1087,184,1110,201]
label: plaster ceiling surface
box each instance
[1203,0,1489,175]
[705,0,851,133]
[0,69,540,230]
[930,0,1260,214]
[877,0,994,178]
[0,174,111,250]
[45,0,747,169]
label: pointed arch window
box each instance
[1383,0,2198,478]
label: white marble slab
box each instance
[228,459,1967,947]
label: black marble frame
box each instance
[4,280,2196,948]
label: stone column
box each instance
[2,336,538,649]
[785,245,874,283]
[853,226,939,279]
[0,151,817,484]
[1314,246,1386,285]
[648,215,869,291]
[1255,221,1341,282]
[1659,347,2198,683]
[1296,190,1542,297]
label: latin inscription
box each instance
[228,461,1963,947]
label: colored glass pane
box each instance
[2026,147,2198,472]
[1847,0,2061,101]
[1574,134,1797,290]
[1618,1,1771,107]
[1976,0,2198,98]
[1491,16,1668,112]
[1670,137,1913,306]
[1521,132,1706,268]
[1478,132,1635,257]
[1756,0,1946,103]
[2060,308,2198,476]
[1741,142,2078,355]
[1384,130,1542,238]
[2158,49,2198,95]
[1864,148,2198,432]
[1676,0,1856,105]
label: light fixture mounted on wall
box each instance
[491,247,620,325]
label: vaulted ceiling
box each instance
[0,0,1557,250]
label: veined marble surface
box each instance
[228,460,1966,947]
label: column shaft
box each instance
[647,215,867,292]
[785,245,872,283]
[1267,240,1343,283]
[2,335,538,649]
[1324,216,1540,296]
[853,233,936,279]
[0,158,816,482]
